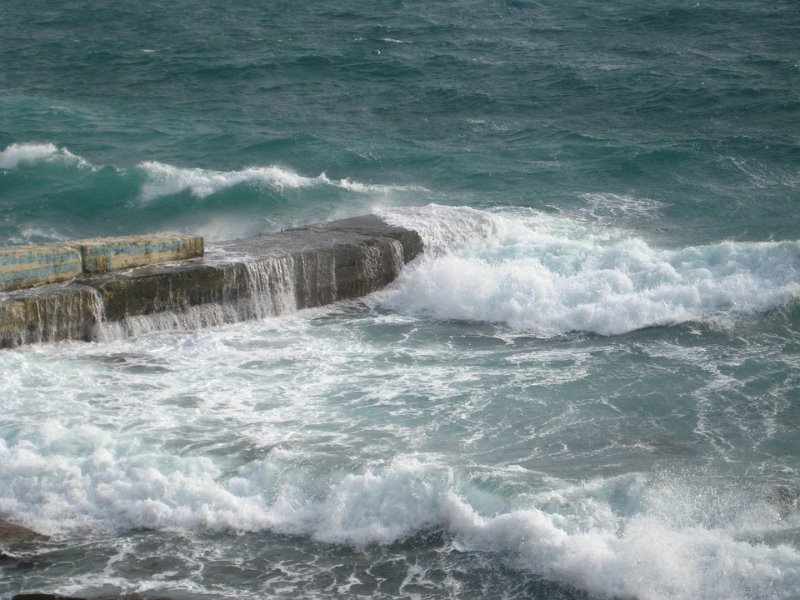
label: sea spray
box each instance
[378,206,800,336]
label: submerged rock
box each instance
[0,518,47,570]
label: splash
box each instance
[0,142,90,170]
[379,205,800,336]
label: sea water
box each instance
[1,1,799,599]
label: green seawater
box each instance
[1,1,799,599]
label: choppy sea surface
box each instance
[1,1,799,598]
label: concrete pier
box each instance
[0,216,423,348]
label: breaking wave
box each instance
[0,142,91,170]
[1,433,798,600]
[138,161,424,203]
[378,205,800,336]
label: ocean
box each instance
[1,1,799,598]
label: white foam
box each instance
[1,215,797,600]
[443,489,800,600]
[320,172,425,194]
[378,205,800,336]
[0,142,90,170]
[138,161,423,203]
[1,426,798,600]
[138,162,317,201]
[7,225,70,244]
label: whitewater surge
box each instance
[3,0,800,596]
[2,291,799,599]
[2,421,799,600]
[378,205,800,336]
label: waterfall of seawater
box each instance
[35,286,105,345]
[296,250,337,308]
[239,255,297,320]
[94,255,298,341]
[385,239,406,280]
[0,286,105,347]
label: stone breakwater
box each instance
[0,216,423,348]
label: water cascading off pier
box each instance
[0,216,423,347]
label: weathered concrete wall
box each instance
[0,235,203,292]
[71,235,203,273]
[0,216,423,348]
[0,244,83,292]
[215,215,421,310]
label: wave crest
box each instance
[0,142,90,170]
[138,161,422,203]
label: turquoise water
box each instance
[1,1,799,598]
